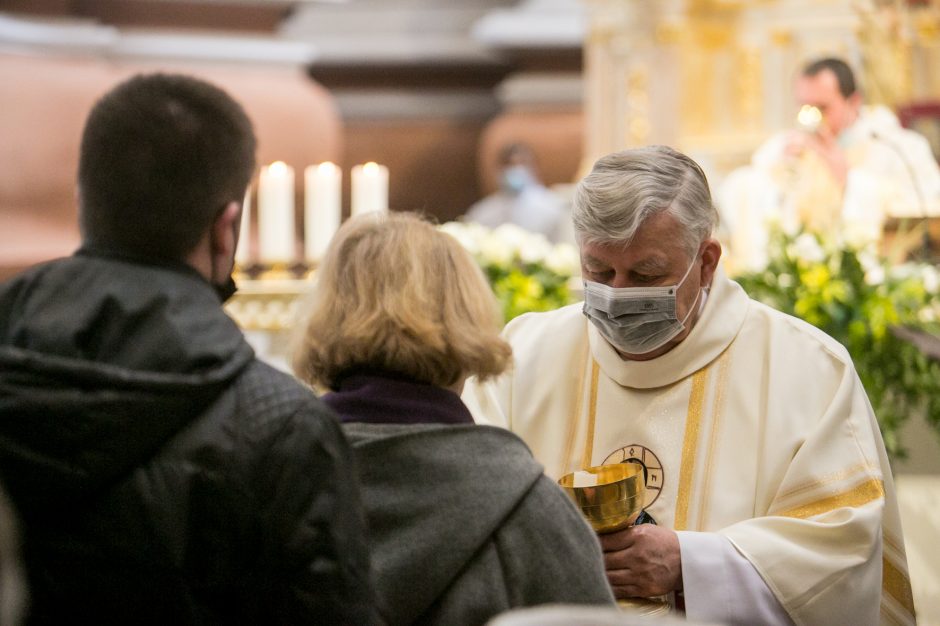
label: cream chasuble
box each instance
[463,269,914,626]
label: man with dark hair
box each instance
[0,73,374,623]
[718,56,940,271]
[802,57,857,99]
[78,73,257,264]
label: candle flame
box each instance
[363,161,379,172]
[269,161,288,173]
[318,161,338,173]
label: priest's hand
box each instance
[599,524,682,599]
[806,124,849,187]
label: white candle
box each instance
[258,161,295,264]
[351,161,389,216]
[304,162,342,262]
[235,184,252,266]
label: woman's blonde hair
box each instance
[293,212,512,390]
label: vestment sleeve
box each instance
[677,531,793,626]
[718,365,913,625]
[462,372,512,429]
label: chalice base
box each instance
[616,596,671,617]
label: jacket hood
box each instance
[0,253,253,518]
[341,422,545,625]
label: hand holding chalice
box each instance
[559,463,672,617]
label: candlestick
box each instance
[304,161,342,262]
[235,184,252,267]
[258,161,295,265]
[351,161,389,216]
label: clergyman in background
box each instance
[718,56,940,271]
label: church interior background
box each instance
[1,0,939,621]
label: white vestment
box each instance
[463,269,915,626]
[718,105,940,271]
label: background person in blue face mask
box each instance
[463,145,915,626]
[464,142,567,241]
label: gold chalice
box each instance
[558,463,646,533]
[559,463,671,617]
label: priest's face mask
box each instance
[580,212,717,361]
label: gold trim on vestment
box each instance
[562,339,591,475]
[879,602,916,626]
[775,461,882,502]
[674,366,711,531]
[696,348,731,530]
[883,554,916,618]
[883,530,905,557]
[775,478,885,519]
[581,360,601,470]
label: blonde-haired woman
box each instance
[294,212,614,625]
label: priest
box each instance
[463,145,914,625]
[718,57,940,271]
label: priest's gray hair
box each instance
[573,145,719,258]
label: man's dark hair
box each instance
[78,73,256,261]
[802,57,857,99]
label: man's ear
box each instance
[211,201,242,260]
[700,238,722,289]
[848,91,863,112]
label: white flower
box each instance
[842,223,879,250]
[492,223,530,254]
[856,248,881,274]
[921,265,939,294]
[478,231,514,267]
[545,243,581,276]
[864,265,886,286]
[918,306,937,323]
[788,233,825,264]
[439,221,480,256]
[889,262,918,281]
[518,234,552,265]
[463,221,490,248]
[778,213,801,237]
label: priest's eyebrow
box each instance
[582,253,605,264]
[631,256,671,274]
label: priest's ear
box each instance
[699,238,722,289]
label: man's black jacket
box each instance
[0,251,374,624]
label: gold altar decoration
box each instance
[581,0,940,183]
[857,0,913,109]
[582,0,774,177]
[225,270,314,332]
[909,1,940,99]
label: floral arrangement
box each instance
[734,229,940,459]
[439,221,580,322]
